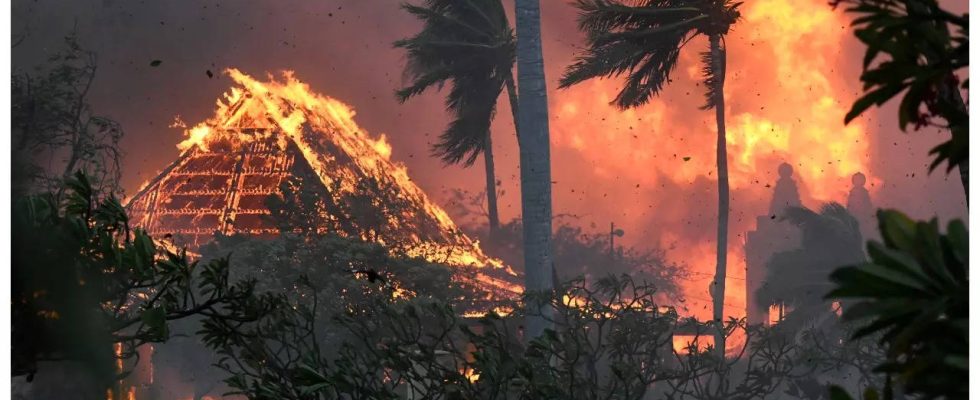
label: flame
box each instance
[548,0,876,352]
[177,125,213,152]
[672,334,713,355]
[167,68,520,296]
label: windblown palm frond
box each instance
[560,0,741,109]
[783,203,864,252]
[758,203,866,322]
[394,0,515,166]
[435,72,503,164]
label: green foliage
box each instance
[833,0,968,173]
[11,33,124,197]
[559,0,741,109]
[11,172,255,387]
[202,273,835,399]
[199,231,478,311]
[826,209,967,399]
[394,0,516,166]
[196,229,508,397]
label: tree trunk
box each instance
[515,0,554,341]
[483,132,501,241]
[709,34,730,361]
[505,72,520,140]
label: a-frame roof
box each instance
[126,69,520,298]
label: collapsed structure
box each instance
[125,69,520,299]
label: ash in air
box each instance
[10,0,968,399]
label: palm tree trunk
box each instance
[709,34,730,361]
[506,72,520,139]
[515,0,554,341]
[483,71,520,245]
[483,132,501,241]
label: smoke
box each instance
[13,0,967,323]
[536,0,881,320]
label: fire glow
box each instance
[547,0,878,345]
[130,68,521,297]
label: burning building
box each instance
[125,69,521,299]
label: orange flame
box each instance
[171,69,520,295]
[548,0,876,353]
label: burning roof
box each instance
[126,69,520,298]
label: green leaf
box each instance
[829,385,856,400]
[141,306,169,341]
[897,81,926,131]
[844,83,905,124]
[877,210,917,251]
[944,219,968,264]
[944,355,968,370]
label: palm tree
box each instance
[395,0,520,240]
[515,0,555,340]
[756,203,865,331]
[559,0,741,357]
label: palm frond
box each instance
[614,42,683,107]
[698,39,725,110]
[782,206,821,227]
[394,63,453,102]
[434,73,503,165]
[818,202,863,243]
[394,0,515,166]
[593,15,708,46]
[573,0,700,39]
[458,0,506,29]
[560,29,690,107]
[562,0,742,109]
[561,0,707,107]
[401,3,494,41]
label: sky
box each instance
[12,0,968,320]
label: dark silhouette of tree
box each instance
[196,232,483,398]
[394,0,519,240]
[559,0,741,358]
[11,33,124,199]
[12,172,254,398]
[827,210,967,400]
[201,273,822,400]
[826,2,969,398]
[832,0,969,200]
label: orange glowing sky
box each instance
[540,0,880,320]
[13,0,967,323]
